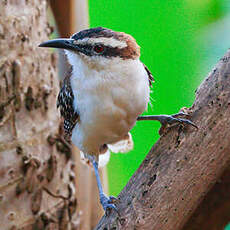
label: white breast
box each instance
[65,50,150,155]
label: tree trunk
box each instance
[95,50,230,229]
[50,1,107,229]
[0,1,78,229]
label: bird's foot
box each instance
[158,112,198,135]
[100,193,118,215]
[108,195,119,204]
[157,112,197,126]
[138,112,198,135]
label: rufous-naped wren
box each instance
[39,27,196,213]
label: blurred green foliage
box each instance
[89,0,229,196]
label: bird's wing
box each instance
[143,63,154,86]
[57,75,79,136]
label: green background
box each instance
[88,0,229,228]
[89,0,229,195]
[88,0,229,195]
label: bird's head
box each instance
[39,27,140,71]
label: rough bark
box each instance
[182,165,230,230]
[0,1,78,229]
[50,1,106,229]
[95,49,230,230]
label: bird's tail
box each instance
[98,132,133,167]
[108,132,133,154]
[80,133,133,168]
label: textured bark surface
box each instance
[96,50,230,230]
[182,166,230,230]
[0,1,78,229]
[50,1,106,229]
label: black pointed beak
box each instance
[39,38,80,51]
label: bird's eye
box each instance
[94,45,104,53]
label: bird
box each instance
[39,27,197,214]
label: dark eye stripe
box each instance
[76,44,93,56]
[75,43,137,60]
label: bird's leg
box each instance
[137,112,198,134]
[92,160,118,215]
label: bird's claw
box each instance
[109,195,119,204]
[163,113,198,128]
[158,113,198,135]
[104,203,118,216]
[162,115,196,126]
[100,194,118,215]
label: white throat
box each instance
[65,50,86,78]
[64,50,144,82]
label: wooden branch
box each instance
[182,165,230,230]
[95,49,230,230]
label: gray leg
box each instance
[137,112,198,129]
[92,161,118,214]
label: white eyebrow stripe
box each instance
[75,37,127,48]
